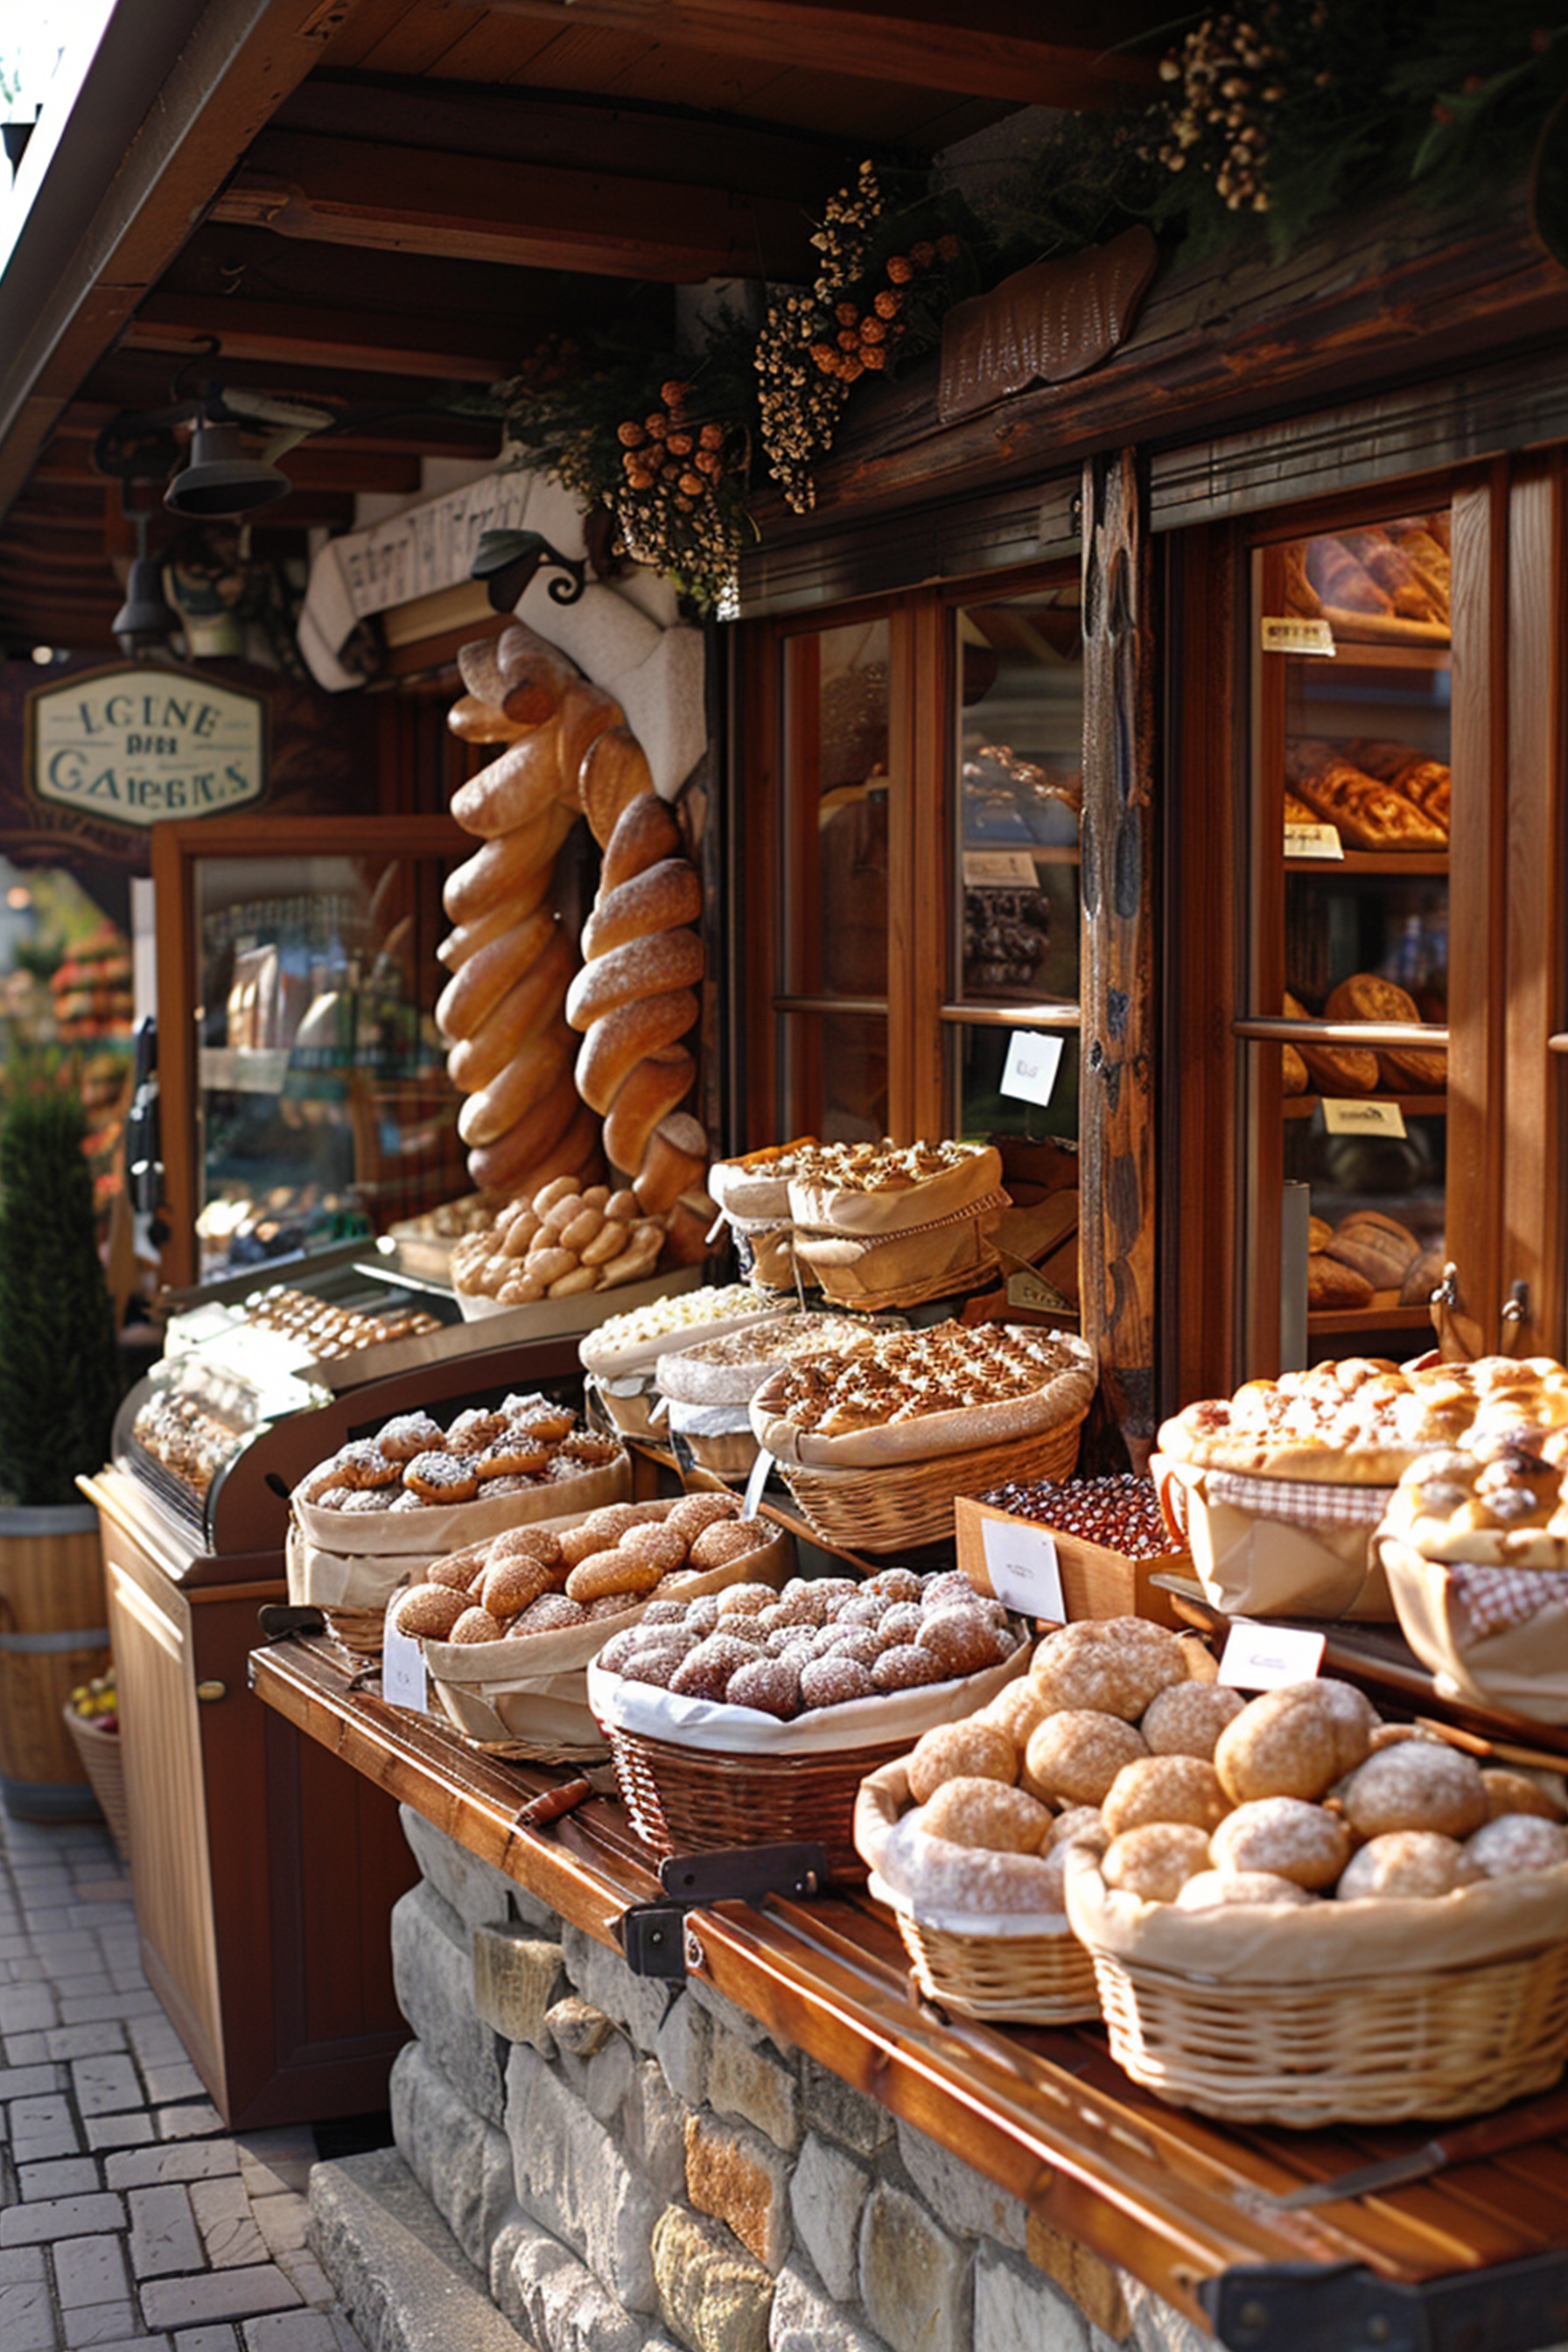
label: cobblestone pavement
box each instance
[0,1802,374,2352]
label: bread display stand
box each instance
[1153,1452,1395,1620]
[1378,1533,1568,1726]
[455,1263,704,1334]
[588,1648,1025,1878]
[421,1518,794,1760]
[855,1757,1100,2022]
[1065,1848,1568,2126]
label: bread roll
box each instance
[446,934,575,1094]
[581,726,657,848]
[582,860,704,961]
[576,989,701,1118]
[494,620,582,728]
[435,903,558,1045]
[1283,991,1378,1096]
[603,1055,696,1184]
[1307,1254,1374,1311]
[438,878,552,972]
[451,724,565,838]
[1325,1210,1418,1290]
[566,929,705,1031]
[634,1112,709,1215]
[447,690,528,746]
[443,802,577,927]
[601,792,682,892]
[457,1022,576,1149]
[468,1095,601,1201]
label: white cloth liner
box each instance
[587,1646,1025,1756]
[578,1294,777,1379]
[866,1870,1072,1942]
[286,1522,422,1614]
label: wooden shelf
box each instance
[1283,1093,1446,1118]
[1306,1303,1434,1334]
[1295,639,1452,671]
[1283,850,1449,876]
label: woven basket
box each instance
[61,1710,130,1863]
[778,1409,1085,1555]
[890,1904,1100,2025]
[324,1606,388,1661]
[1068,1855,1568,2125]
[607,1726,916,1879]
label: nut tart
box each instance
[708,1138,818,1225]
[1158,1354,1568,1486]
[578,1282,776,1381]
[750,1320,1095,1468]
[1382,1436,1568,1568]
[655,1311,875,1410]
[785,1139,1005,1236]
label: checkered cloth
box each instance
[1202,1469,1396,1529]
[1448,1560,1568,1643]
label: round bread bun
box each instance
[1175,1869,1317,1909]
[906,1719,1018,1806]
[979,1677,1053,1754]
[1465,1813,1568,1878]
[1208,1797,1350,1890]
[1043,1806,1110,1858]
[1102,1822,1213,1904]
[1336,1830,1482,1900]
[1024,1712,1147,1809]
[1290,1677,1379,1776]
[1213,1688,1342,1806]
[1138,1682,1246,1761]
[918,1777,1054,1854]
[1481,1768,1566,1824]
[1029,1620,1185,1723]
[1337,1742,1488,1843]
[1101,1754,1230,1840]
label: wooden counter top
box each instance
[251,1630,1568,2352]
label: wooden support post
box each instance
[1081,449,1157,1466]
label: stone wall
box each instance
[324,1806,1210,2352]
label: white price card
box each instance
[999,1030,1064,1109]
[1261,616,1336,656]
[741,1447,774,1521]
[978,1516,1066,1623]
[381,1610,429,1714]
[1217,1620,1326,1691]
[1322,1097,1408,1139]
[962,849,1039,887]
[1284,822,1343,860]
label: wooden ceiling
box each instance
[0,0,1167,654]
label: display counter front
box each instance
[254,1630,1568,2352]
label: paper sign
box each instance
[1261,616,1335,655]
[962,849,1039,887]
[381,1612,428,1713]
[1322,1097,1407,1138]
[741,1448,773,1521]
[978,1516,1066,1622]
[1217,1620,1326,1690]
[1284,822,1343,860]
[1006,1266,1071,1314]
[999,1030,1064,1108]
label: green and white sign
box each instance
[26,666,267,830]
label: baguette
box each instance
[450,724,564,839]
[446,934,575,1094]
[434,903,557,1046]
[601,1049,696,1178]
[575,988,700,1116]
[457,1021,577,1149]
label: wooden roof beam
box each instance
[124,291,512,382]
[210,130,818,278]
[451,0,1160,109]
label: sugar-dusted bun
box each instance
[391,1584,467,1640]
[1336,1830,1481,1900]
[582,859,704,961]
[1465,1813,1568,1877]
[1176,1869,1316,1909]
[1213,1687,1341,1805]
[1044,1806,1110,1857]
[1481,1768,1566,1824]
[1025,1711,1147,1808]
[599,790,682,893]
[1138,1682,1245,1761]
[448,1606,506,1645]
[1288,1677,1378,1776]
[1101,1754,1230,1840]
[1029,1620,1184,1723]
[1208,1797,1349,1890]
[919,1777,1053,1854]
[1102,1822,1212,1903]
[907,1719,1018,1805]
[980,1677,1053,1754]
[1337,1741,1488,1843]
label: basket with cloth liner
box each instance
[855,1755,1099,2023]
[1065,1845,1568,2126]
[1153,1455,1396,1620]
[653,1308,890,1483]
[783,1138,1009,1312]
[749,1320,1095,1555]
[707,1138,820,1293]
[416,1504,796,1763]
[1375,1430,1568,1725]
[590,1628,1027,1880]
[578,1282,778,1440]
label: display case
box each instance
[1238,504,1455,1368]
[153,813,470,1289]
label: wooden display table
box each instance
[252,1628,1568,2352]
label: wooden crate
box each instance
[954,1495,1186,1629]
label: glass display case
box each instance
[1240,506,1453,1368]
[153,814,470,1288]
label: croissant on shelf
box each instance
[1284,739,1448,851]
[1284,513,1451,639]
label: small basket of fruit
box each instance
[63,1670,130,1862]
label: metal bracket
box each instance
[256,1604,326,1642]
[616,1842,829,1980]
[1203,2244,1568,2352]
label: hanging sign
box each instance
[999,1029,1064,1107]
[25,666,267,830]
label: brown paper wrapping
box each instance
[1153,1453,1394,1620]
[294,1453,631,1559]
[1379,1535,1568,1725]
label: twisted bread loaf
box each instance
[566,790,708,1207]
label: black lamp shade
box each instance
[112,556,179,657]
[165,422,293,518]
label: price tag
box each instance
[1322,1097,1407,1139]
[1217,1620,1326,1690]
[741,1447,773,1520]
[381,1610,428,1713]
[1261,616,1336,656]
[1005,1266,1071,1314]
[978,1516,1066,1623]
[1284,822,1343,860]
[962,849,1039,887]
[999,1030,1064,1108]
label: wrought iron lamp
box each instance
[471,528,588,612]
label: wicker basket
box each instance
[1068,1853,1568,2126]
[61,1709,130,1864]
[778,1409,1085,1555]
[606,1725,915,1879]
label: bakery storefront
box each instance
[10,10,1568,2352]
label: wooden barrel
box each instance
[0,1505,112,1820]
